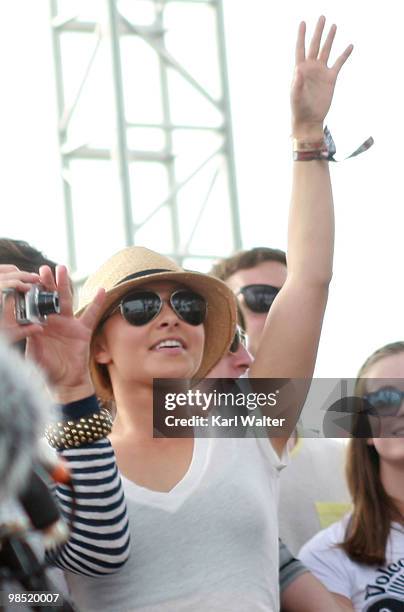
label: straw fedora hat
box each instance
[76,246,237,400]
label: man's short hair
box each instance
[0,238,57,275]
[210,247,287,282]
[0,238,62,354]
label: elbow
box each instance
[308,267,333,289]
[320,268,333,288]
[96,536,131,573]
[314,275,332,294]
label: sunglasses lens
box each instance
[171,291,206,326]
[241,285,279,313]
[230,331,240,354]
[365,388,403,417]
[121,292,161,326]
[229,327,247,354]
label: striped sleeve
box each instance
[45,400,130,577]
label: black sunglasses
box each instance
[237,284,280,313]
[229,326,248,354]
[363,387,404,417]
[106,290,207,327]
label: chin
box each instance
[210,367,237,378]
[154,363,198,379]
[376,437,404,463]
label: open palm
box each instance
[291,17,353,130]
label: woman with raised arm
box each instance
[3,16,355,612]
[299,341,404,612]
[249,15,353,455]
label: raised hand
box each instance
[291,16,353,137]
[25,265,106,402]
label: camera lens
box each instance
[36,291,60,317]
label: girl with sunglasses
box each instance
[299,342,404,611]
[13,15,354,611]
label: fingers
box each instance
[39,265,56,291]
[39,264,73,318]
[0,265,19,273]
[0,291,43,344]
[332,44,354,74]
[307,15,326,59]
[0,270,40,294]
[319,23,337,63]
[55,265,73,316]
[295,21,306,64]
[79,289,106,333]
[301,16,353,74]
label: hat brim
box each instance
[76,270,237,400]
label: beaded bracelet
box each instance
[45,408,113,450]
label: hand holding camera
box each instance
[14,283,60,325]
[25,264,106,402]
[0,265,46,344]
[1,263,106,401]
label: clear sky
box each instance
[0,0,401,378]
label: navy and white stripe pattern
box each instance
[46,397,130,577]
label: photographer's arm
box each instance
[21,265,131,575]
[250,17,353,455]
[46,397,130,577]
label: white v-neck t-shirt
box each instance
[66,434,285,611]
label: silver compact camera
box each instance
[14,285,60,325]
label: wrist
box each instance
[291,122,324,140]
[53,380,95,405]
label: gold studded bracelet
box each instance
[45,409,113,450]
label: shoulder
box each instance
[299,517,347,557]
[298,517,353,582]
[298,518,355,598]
[389,523,404,552]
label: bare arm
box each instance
[249,17,353,454]
[281,572,354,612]
[332,593,355,611]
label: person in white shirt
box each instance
[208,322,351,612]
[299,341,404,612]
[1,15,354,611]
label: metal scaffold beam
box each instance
[49,0,242,279]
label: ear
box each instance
[92,332,112,365]
[366,438,375,446]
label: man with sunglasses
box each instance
[211,246,287,357]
